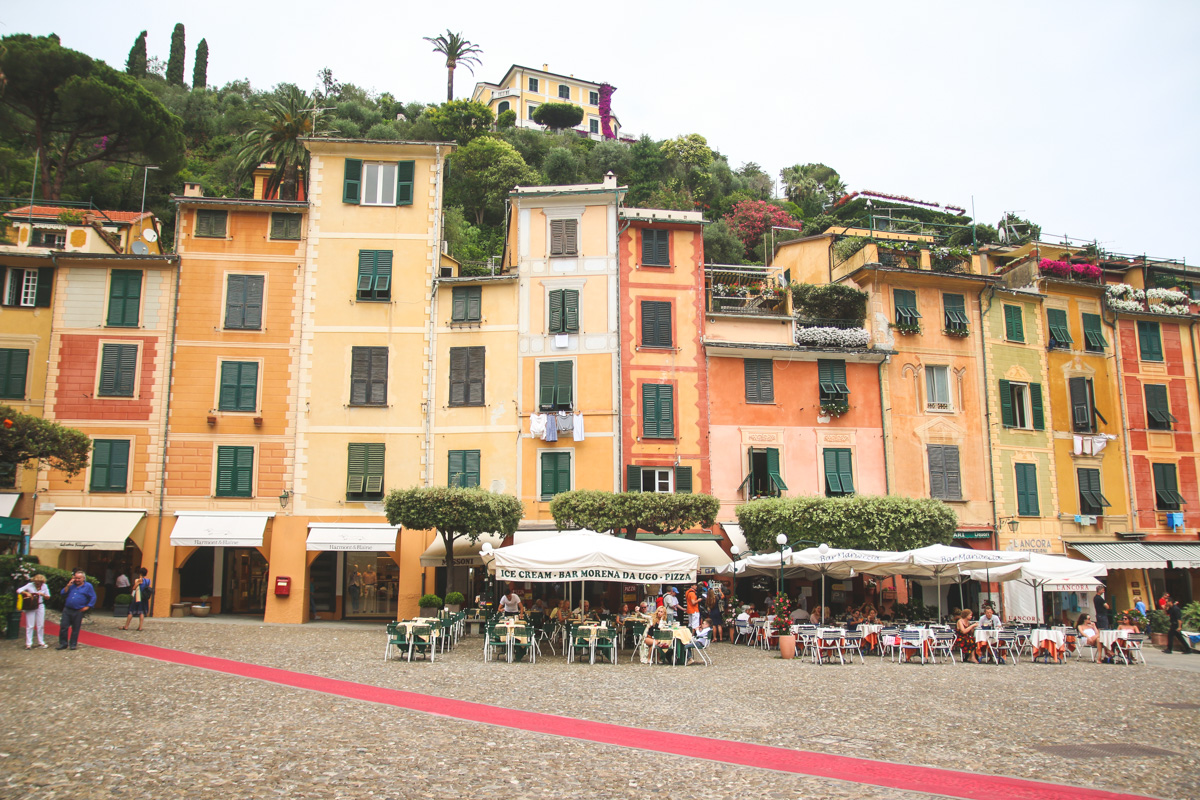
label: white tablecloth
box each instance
[860,624,883,638]
[1097,630,1127,648]
[975,629,1001,644]
[1031,629,1064,647]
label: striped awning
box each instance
[1066,542,1167,569]
[1143,543,1200,569]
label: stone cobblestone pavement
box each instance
[1,616,1197,800]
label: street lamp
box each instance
[139,165,161,220]
[480,542,495,609]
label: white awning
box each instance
[1067,542,1168,569]
[720,522,748,554]
[0,493,20,517]
[306,523,399,552]
[32,509,146,550]
[1144,543,1200,569]
[513,529,563,545]
[635,536,731,576]
[488,529,698,584]
[420,532,505,566]
[172,511,275,547]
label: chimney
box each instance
[543,63,548,71]
[602,171,617,190]
[183,182,204,197]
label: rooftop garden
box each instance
[1105,283,1193,316]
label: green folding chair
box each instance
[384,621,413,662]
[411,624,434,662]
[593,629,618,664]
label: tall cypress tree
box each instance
[166,23,186,86]
[126,30,147,77]
[192,38,209,89]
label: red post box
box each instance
[274,576,291,596]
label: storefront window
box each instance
[344,552,399,618]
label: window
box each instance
[1145,384,1177,430]
[356,250,393,301]
[1137,320,1163,362]
[0,348,29,399]
[927,444,961,500]
[0,462,13,489]
[627,465,692,493]
[548,288,579,333]
[2,267,52,308]
[89,439,129,493]
[1153,463,1186,511]
[350,347,388,406]
[1069,377,1100,433]
[589,90,599,106]
[342,160,414,206]
[1046,308,1072,349]
[823,449,855,496]
[744,359,774,403]
[32,229,65,249]
[1003,304,1024,342]
[497,100,510,114]
[270,213,303,240]
[1082,313,1107,352]
[106,269,142,327]
[641,229,670,266]
[558,84,570,99]
[218,361,259,412]
[225,275,264,330]
[448,450,480,488]
[925,365,951,411]
[540,451,571,499]
[1077,468,1110,516]
[641,383,674,438]
[894,289,920,326]
[943,293,968,333]
[640,301,672,348]
[818,359,849,402]
[589,119,599,134]
[346,443,385,499]
[195,210,227,238]
[528,77,539,92]
[527,103,538,120]
[215,446,254,498]
[549,219,579,256]
[448,346,485,407]
[538,360,573,411]
[451,286,482,322]
[98,343,138,397]
[641,468,673,493]
[999,379,1043,430]
[1015,463,1039,516]
[740,447,787,498]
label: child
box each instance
[684,618,713,665]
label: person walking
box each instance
[685,584,701,630]
[1093,586,1111,629]
[1164,599,1195,654]
[17,573,50,649]
[57,571,96,650]
[121,568,152,631]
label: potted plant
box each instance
[418,593,442,618]
[191,595,211,617]
[445,591,465,613]
[1148,608,1170,646]
[112,593,133,617]
[772,592,796,659]
[819,399,849,419]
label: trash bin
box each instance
[5,610,22,639]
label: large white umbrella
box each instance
[963,553,1106,625]
[787,546,911,617]
[902,544,1029,620]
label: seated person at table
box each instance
[977,607,1001,629]
[847,607,864,629]
[550,600,571,623]
[790,604,809,623]
[860,603,877,623]
[531,597,547,613]
[500,588,524,617]
[1113,615,1141,659]
[639,607,673,663]
[878,606,895,621]
[735,605,754,624]
[1076,613,1112,662]
[808,607,822,626]
[683,618,712,664]
[955,609,980,663]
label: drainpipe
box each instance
[1103,303,1138,540]
[978,285,1003,615]
[877,358,889,494]
[613,190,629,492]
[151,252,182,613]
[424,145,445,488]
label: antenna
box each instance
[131,241,150,255]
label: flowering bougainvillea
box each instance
[1039,259,1101,282]
[722,200,802,260]
[598,84,616,140]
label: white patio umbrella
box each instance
[787,546,911,619]
[962,553,1106,625]
[902,544,1029,621]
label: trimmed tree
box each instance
[192,38,208,90]
[0,405,91,479]
[531,102,584,131]
[446,136,538,225]
[426,99,494,145]
[385,486,523,597]
[166,23,186,86]
[550,490,720,540]
[736,495,957,553]
[125,31,147,78]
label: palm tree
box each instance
[235,87,326,201]
[423,30,483,102]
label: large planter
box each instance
[1151,632,1168,647]
[170,603,190,618]
[4,610,21,639]
[419,606,438,618]
[446,604,462,614]
[778,634,797,660]
[190,605,211,617]
[112,604,130,618]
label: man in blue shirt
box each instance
[1135,598,1148,617]
[58,570,96,650]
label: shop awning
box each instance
[721,522,748,554]
[0,493,20,517]
[1144,543,1200,569]
[32,509,146,550]
[306,523,398,552]
[634,535,731,576]
[1066,542,1168,569]
[172,511,274,547]
[420,532,505,566]
[513,529,564,545]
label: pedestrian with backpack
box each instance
[121,568,152,631]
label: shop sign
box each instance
[953,530,992,540]
[496,567,695,583]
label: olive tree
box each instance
[550,490,719,540]
[736,495,957,553]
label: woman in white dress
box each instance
[18,574,51,649]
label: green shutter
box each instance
[99,344,138,397]
[837,449,854,494]
[548,289,564,333]
[270,213,302,240]
[823,449,842,495]
[1082,313,1107,350]
[243,276,264,329]
[744,359,773,403]
[195,210,212,237]
[928,445,946,499]
[943,293,967,331]
[451,287,468,322]
[658,384,674,437]
[0,349,28,399]
[461,449,480,488]
[225,275,246,328]
[215,446,253,497]
[90,440,111,492]
[555,360,572,406]
[1145,384,1177,428]
[466,286,482,321]
[675,466,692,493]
[1138,321,1163,362]
[1004,304,1024,342]
[541,452,570,498]
[451,286,481,322]
[447,450,464,488]
[765,447,787,492]
[538,361,556,408]
[235,446,254,497]
[894,289,918,323]
[642,301,671,347]
[219,361,239,410]
[396,161,415,206]
[541,453,556,498]
[1029,383,1044,430]
[562,289,579,332]
[626,464,642,492]
[999,380,1013,427]
[539,361,572,409]
[107,270,142,327]
[642,384,659,438]
[1016,463,1039,516]
[744,360,760,403]
[35,268,53,307]
[343,158,362,204]
[1047,308,1072,346]
[348,444,367,493]
[373,251,392,298]
[944,445,961,500]
[218,362,257,411]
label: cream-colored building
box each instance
[471,64,618,140]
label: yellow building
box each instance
[4,205,162,255]
[471,64,618,140]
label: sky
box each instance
[4,1,1199,261]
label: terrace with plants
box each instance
[704,265,792,316]
[791,282,871,350]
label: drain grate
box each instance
[1153,702,1200,710]
[1035,744,1178,758]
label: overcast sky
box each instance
[5,2,1198,261]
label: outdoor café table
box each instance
[646,624,692,665]
[885,627,936,662]
[974,628,1002,661]
[495,618,533,662]
[1096,629,1128,662]
[1030,628,1065,663]
[814,627,847,664]
[860,623,883,652]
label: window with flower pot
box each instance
[1082,313,1107,352]
[943,293,968,334]
[1077,468,1109,516]
[739,447,786,498]
[894,289,920,327]
[999,379,1043,430]
[1153,463,1185,511]
[1046,308,1072,349]
[817,359,849,408]
[1145,384,1176,430]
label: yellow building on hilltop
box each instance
[472,64,618,140]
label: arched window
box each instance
[497,101,510,114]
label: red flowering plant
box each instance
[1039,258,1072,278]
[771,592,793,634]
[598,84,616,139]
[722,201,802,260]
[1071,263,1102,282]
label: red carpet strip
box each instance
[48,623,1154,800]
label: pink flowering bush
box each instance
[723,200,802,260]
[1071,263,1102,281]
[1038,259,1072,278]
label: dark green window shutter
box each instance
[562,289,579,332]
[1015,463,1039,516]
[1047,308,1072,347]
[928,444,946,499]
[107,270,143,327]
[348,444,385,496]
[449,347,485,407]
[641,301,671,347]
[823,449,844,495]
[1004,304,1024,342]
[675,466,692,493]
[944,445,961,500]
[195,210,227,238]
[642,383,673,439]
[451,286,482,322]
[356,251,393,301]
[1029,383,1045,430]
[538,360,555,408]
[271,213,302,240]
[626,464,642,492]
[942,293,967,331]
[1078,468,1109,514]
[641,229,669,266]
[195,210,211,237]
[90,440,110,492]
[243,276,264,329]
[35,268,53,307]
[894,289,919,324]
[446,449,477,489]
[1082,313,1107,351]
[1145,384,1176,429]
[744,359,773,403]
[765,447,788,492]
[818,359,848,400]
[451,288,468,321]
[216,446,254,497]
[343,158,362,204]
[1069,377,1092,432]
[350,347,387,406]
[539,360,573,410]
[1137,321,1163,362]
[347,443,367,493]
[466,286,482,321]
[396,161,415,206]
[642,384,660,438]
[225,275,264,329]
[461,450,480,488]
[219,361,258,412]
[90,439,129,492]
[0,349,29,399]
[99,344,138,397]
[998,380,1013,427]
[541,452,570,498]
[1153,463,1185,510]
[548,289,564,333]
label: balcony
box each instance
[704,266,791,317]
[1038,259,1102,284]
[491,87,519,100]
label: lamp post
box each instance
[731,538,828,612]
[480,542,495,612]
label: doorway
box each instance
[223,548,269,615]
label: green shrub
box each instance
[418,594,443,608]
[1181,601,1200,630]
[115,593,133,605]
[531,102,584,131]
[833,236,869,263]
[0,555,95,611]
[445,591,465,606]
[736,494,957,553]
[496,108,516,129]
[791,282,868,322]
[1148,608,1170,634]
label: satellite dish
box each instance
[142,229,158,243]
[131,241,149,255]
